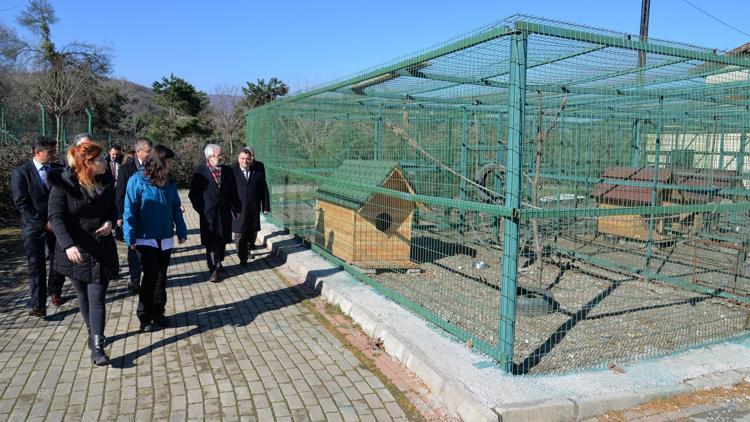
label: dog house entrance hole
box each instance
[375,212,393,232]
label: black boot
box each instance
[90,335,110,366]
[85,328,105,349]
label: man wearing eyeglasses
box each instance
[189,144,240,283]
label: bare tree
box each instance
[283,116,336,167]
[210,85,244,155]
[0,0,110,142]
[34,57,101,141]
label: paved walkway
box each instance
[0,194,413,421]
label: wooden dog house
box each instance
[591,166,672,241]
[315,160,417,269]
[592,167,745,242]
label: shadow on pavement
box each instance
[110,277,319,369]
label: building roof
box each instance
[591,166,672,204]
[671,169,739,202]
[316,160,413,210]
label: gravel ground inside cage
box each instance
[376,234,750,374]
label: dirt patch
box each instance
[598,381,750,421]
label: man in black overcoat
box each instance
[115,138,152,292]
[189,144,240,283]
[10,136,66,316]
[232,147,270,265]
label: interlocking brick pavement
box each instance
[0,192,413,421]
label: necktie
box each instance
[244,170,250,181]
[39,165,49,189]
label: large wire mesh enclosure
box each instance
[247,15,750,374]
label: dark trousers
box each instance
[205,243,226,272]
[136,245,172,324]
[22,230,65,309]
[235,231,257,263]
[70,279,108,336]
[127,246,142,285]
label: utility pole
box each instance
[633,0,651,167]
[638,0,651,70]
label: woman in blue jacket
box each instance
[123,145,188,332]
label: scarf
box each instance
[207,161,221,187]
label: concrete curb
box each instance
[259,222,750,422]
[261,225,499,421]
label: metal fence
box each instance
[247,15,750,374]
[1,101,120,150]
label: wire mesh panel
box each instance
[247,15,750,374]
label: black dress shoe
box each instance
[208,269,221,283]
[140,323,158,333]
[28,307,46,318]
[153,315,171,328]
[127,281,139,293]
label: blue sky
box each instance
[1,0,750,93]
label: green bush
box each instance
[0,134,36,225]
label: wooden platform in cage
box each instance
[596,203,666,242]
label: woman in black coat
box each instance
[48,141,118,366]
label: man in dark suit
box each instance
[11,136,66,316]
[105,144,123,188]
[115,138,152,292]
[189,143,240,283]
[232,147,270,265]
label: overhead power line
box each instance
[682,0,750,38]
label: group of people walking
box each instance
[11,135,270,366]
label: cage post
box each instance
[459,111,469,236]
[719,119,726,170]
[251,111,255,147]
[738,131,747,176]
[60,114,65,150]
[39,103,46,136]
[343,113,351,160]
[632,119,642,167]
[556,111,565,232]
[85,108,93,134]
[0,101,4,144]
[646,96,664,266]
[499,29,527,373]
[586,125,593,193]
[266,108,276,199]
[413,115,422,226]
[444,117,454,225]
[375,107,383,160]
[679,118,688,152]
[493,115,505,242]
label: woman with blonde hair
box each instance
[48,141,118,366]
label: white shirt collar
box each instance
[32,158,45,171]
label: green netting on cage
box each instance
[248,14,750,375]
